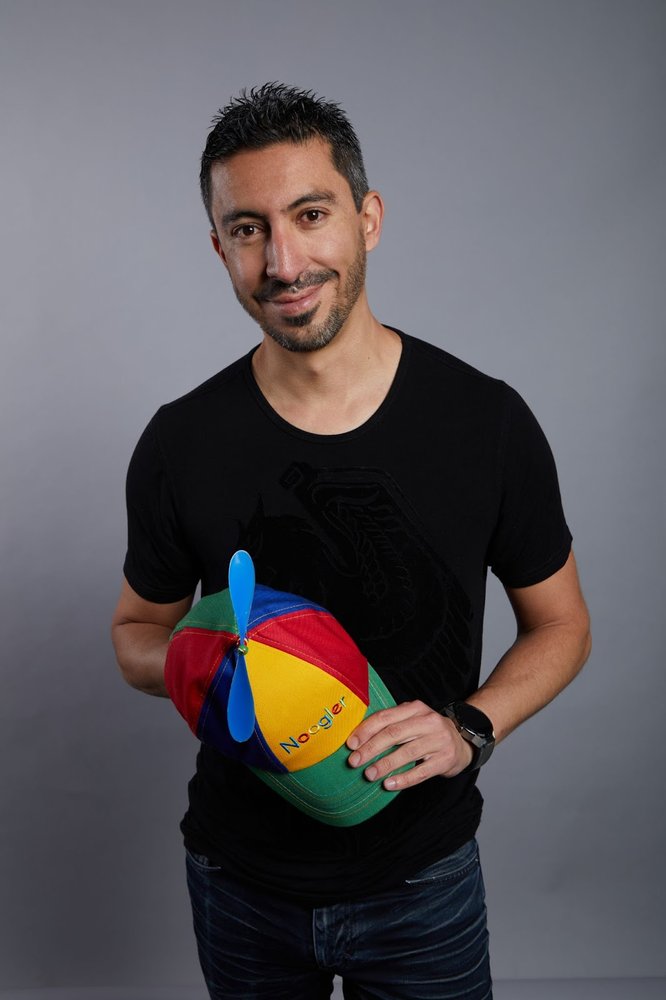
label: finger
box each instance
[380,737,475,788]
[361,736,433,782]
[347,701,428,751]
[348,716,430,770]
[348,705,449,769]
[382,756,446,791]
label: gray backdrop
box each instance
[1,0,664,990]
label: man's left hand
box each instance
[346,700,474,790]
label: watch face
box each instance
[455,702,494,739]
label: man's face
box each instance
[208,138,379,353]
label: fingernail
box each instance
[349,752,361,767]
[365,766,377,781]
[384,778,397,790]
[347,735,359,750]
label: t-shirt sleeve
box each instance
[487,386,572,589]
[122,413,200,603]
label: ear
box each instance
[210,229,229,269]
[360,191,384,252]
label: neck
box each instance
[251,305,402,435]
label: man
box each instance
[112,83,591,999]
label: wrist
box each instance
[442,701,496,772]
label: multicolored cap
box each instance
[164,551,404,826]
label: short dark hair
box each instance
[200,82,369,228]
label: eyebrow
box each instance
[221,190,338,228]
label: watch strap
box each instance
[441,702,495,772]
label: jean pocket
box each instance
[185,848,223,873]
[404,838,479,886]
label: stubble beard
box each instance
[233,236,367,354]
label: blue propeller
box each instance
[227,550,256,742]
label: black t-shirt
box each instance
[123,330,572,902]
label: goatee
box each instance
[232,234,367,354]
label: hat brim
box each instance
[250,666,411,827]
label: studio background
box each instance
[1,0,664,992]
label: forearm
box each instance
[467,618,591,744]
[345,618,590,792]
[111,579,193,697]
[112,622,172,697]
[346,553,590,790]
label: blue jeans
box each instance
[185,837,492,999]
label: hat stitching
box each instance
[246,597,314,630]
[252,674,398,820]
[198,649,236,734]
[168,628,234,725]
[260,768,392,820]
[250,610,367,694]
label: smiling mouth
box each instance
[265,285,324,316]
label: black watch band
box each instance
[442,702,496,772]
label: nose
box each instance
[265,226,306,284]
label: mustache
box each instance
[256,270,336,302]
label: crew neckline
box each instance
[242,327,411,443]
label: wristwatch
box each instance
[442,702,496,772]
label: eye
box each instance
[231,223,262,239]
[301,209,325,224]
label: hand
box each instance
[346,700,474,791]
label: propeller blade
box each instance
[228,549,255,643]
[227,550,256,742]
[227,653,255,742]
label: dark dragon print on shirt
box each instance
[238,462,474,707]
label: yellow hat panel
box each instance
[245,640,367,771]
